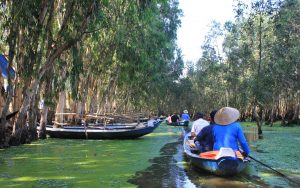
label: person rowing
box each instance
[213,107,250,157]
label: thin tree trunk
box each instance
[291,94,299,124]
[252,105,263,139]
[27,93,38,142]
[270,105,276,127]
[55,91,66,127]
[39,74,53,138]
[39,106,48,139]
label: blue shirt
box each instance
[181,113,190,121]
[213,122,250,155]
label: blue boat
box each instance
[183,132,248,176]
[45,120,160,139]
[0,54,15,79]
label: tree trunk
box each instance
[252,105,263,139]
[54,91,66,127]
[291,96,299,124]
[39,106,48,139]
[27,92,39,142]
[0,77,6,147]
[280,104,287,126]
[269,105,276,127]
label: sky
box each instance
[177,0,236,62]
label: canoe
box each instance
[46,120,160,139]
[183,132,248,176]
[166,121,189,127]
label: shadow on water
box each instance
[128,140,187,188]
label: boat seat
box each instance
[216,147,236,159]
[52,121,69,127]
[199,150,243,160]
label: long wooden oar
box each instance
[6,110,19,120]
[0,110,19,123]
[249,155,300,185]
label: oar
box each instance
[6,110,19,120]
[249,155,300,185]
[0,110,19,123]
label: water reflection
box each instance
[244,126,259,142]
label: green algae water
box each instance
[246,124,300,188]
[0,124,183,188]
[1,122,300,188]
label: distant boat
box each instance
[183,132,248,176]
[46,120,161,139]
[166,121,189,127]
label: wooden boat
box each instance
[166,121,189,127]
[46,120,160,139]
[183,132,248,176]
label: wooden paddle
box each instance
[0,110,19,123]
[249,155,300,185]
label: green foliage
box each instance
[2,0,297,122]
[183,0,299,124]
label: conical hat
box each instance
[215,107,240,125]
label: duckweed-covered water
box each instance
[0,122,300,188]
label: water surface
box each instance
[0,123,300,187]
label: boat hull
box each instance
[46,121,160,139]
[183,132,247,176]
[188,154,247,176]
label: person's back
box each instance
[181,110,190,121]
[167,115,172,123]
[213,107,250,156]
[213,122,250,153]
[191,112,209,137]
[194,110,217,152]
[171,113,179,123]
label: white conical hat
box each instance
[215,107,240,125]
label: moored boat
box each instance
[45,120,160,139]
[166,121,189,127]
[183,132,248,176]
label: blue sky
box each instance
[177,0,235,62]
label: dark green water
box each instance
[0,123,300,188]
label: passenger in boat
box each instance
[181,110,190,122]
[166,114,172,124]
[213,107,250,157]
[171,113,180,123]
[194,110,218,153]
[191,112,210,137]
